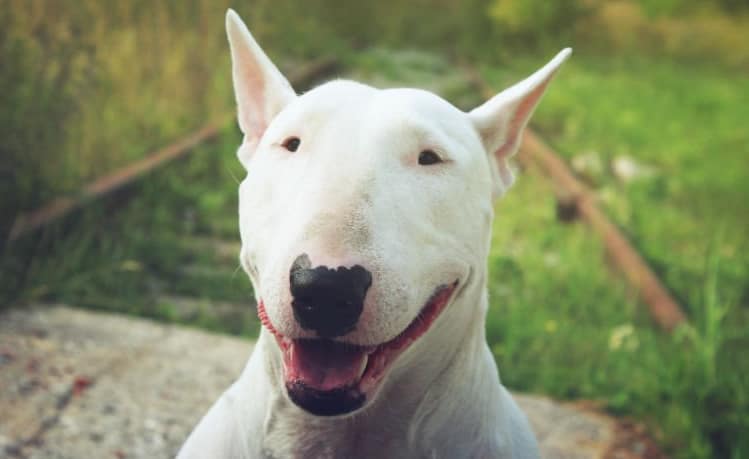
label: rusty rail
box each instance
[466,67,687,332]
[7,57,340,243]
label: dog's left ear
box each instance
[226,9,296,155]
[469,48,571,197]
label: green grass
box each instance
[1,126,259,336]
[3,45,748,458]
[481,54,749,458]
[3,1,749,457]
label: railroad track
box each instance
[6,56,686,332]
[464,66,685,332]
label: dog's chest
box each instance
[261,407,409,459]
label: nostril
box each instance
[289,254,372,338]
[291,253,312,272]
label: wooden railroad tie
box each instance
[465,65,686,332]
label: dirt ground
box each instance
[0,306,664,458]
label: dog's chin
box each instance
[257,282,458,417]
[285,381,365,417]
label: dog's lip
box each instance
[257,281,458,397]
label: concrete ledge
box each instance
[0,306,662,458]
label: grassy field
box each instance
[4,49,747,458]
[482,54,749,458]
[3,1,749,456]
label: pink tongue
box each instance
[286,340,368,391]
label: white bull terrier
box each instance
[179,9,570,459]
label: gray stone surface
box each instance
[0,306,663,458]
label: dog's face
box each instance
[226,10,568,417]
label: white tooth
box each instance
[357,355,369,379]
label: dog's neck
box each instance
[254,270,509,458]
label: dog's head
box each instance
[226,10,569,417]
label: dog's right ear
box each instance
[226,9,296,155]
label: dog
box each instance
[178,9,570,458]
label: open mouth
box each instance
[257,281,458,416]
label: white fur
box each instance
[179,9,569,459]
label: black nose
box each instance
[289,254,372,338]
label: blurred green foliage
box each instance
[472,49,749,457]
[480,52,748,458]
[2,1,749,458]
[4,127,259,335]
[1,0,233,225]
[2,0,748,220]
[489,0,591,47]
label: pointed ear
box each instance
[469,48,571,197]
[226,9,296,146]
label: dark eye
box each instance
[282,137,301,152]
[418,149,443,166]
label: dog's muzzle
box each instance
[258,281,458,418]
